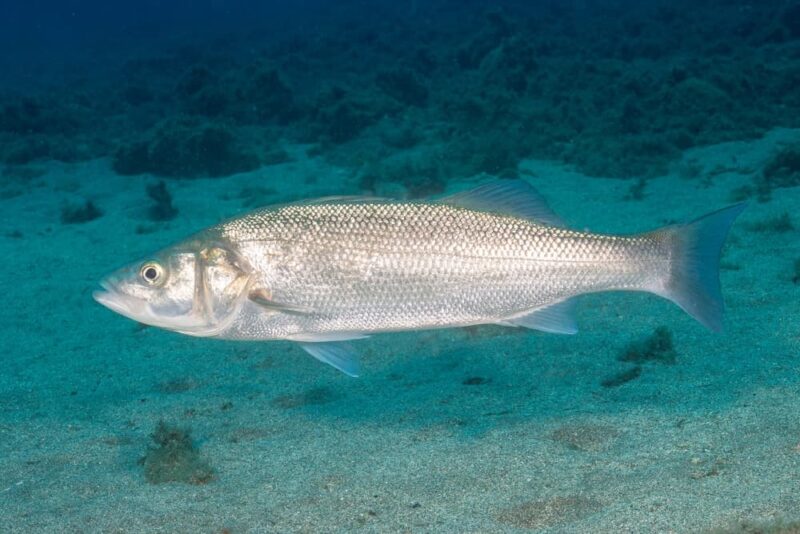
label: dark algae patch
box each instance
[141,421,213,485]
[462,376,491,386]
[601,365,642,388]
[764,144,800,187]
[746,212,794,234]
[146,180,178,221]
[113,117,259,178]
[495,496,605,530]
[744,142,800,201]
[623,178,648,201]
[61,199,103,224]
[375,68,429,107]
[156,377,198,394]
[618,326,677,365]
[5,2,800,185]
[602,327,677,387]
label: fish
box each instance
[93,180,745,377]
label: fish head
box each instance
[93,240,252,336]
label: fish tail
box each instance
[655,202,747,332]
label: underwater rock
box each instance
[177,66,213,97]
[361,150,448,198]
[443,133,523,179]
[0,97,94,165]
[469,137,521,178]
[0,96,94,165]
[185,87,229,117]
[121,84,154,106]
[113,117,259,178]
[662,78,732,117]
[320,102,372,143]
[1,164,46,183]
[563,134,680,179]
[1,0,799,184]
[310,92,376,145]
[379,117,422,149]
[262,147,292,166]
[0,97,78,136]
[3,137,53,165]
[375,68,428,107]
[457,9,512,69]
[478,35,537,95]
[142,421,213,485]
[783,4,800,39]
[112,141,150,175]
[0,99,45,134]
[237,65,296,123]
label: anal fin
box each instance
[500,298,579,334]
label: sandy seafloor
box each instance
[1,129,799,533]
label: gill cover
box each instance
[190,245,252,335]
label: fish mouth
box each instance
[92,280,147,321]
[92,280,212,334]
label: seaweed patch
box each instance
[61,199,103,224]
[618,326,677,365]
[141,421,214,485]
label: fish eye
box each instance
[140,262,164,285]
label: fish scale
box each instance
[214,200,666,339]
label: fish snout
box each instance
[92,278,146,319]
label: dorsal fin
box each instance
[291,195,391,206]
[303,195,388,204]
[440,180,566,228]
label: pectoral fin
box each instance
[248,288,312,315]
[298,341,360,377]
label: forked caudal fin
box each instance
[657,202,747,332]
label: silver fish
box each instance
[94,181,745,376]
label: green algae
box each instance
[142,421,214,485]
[618,326,677,365]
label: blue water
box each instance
[1,1,800,532]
